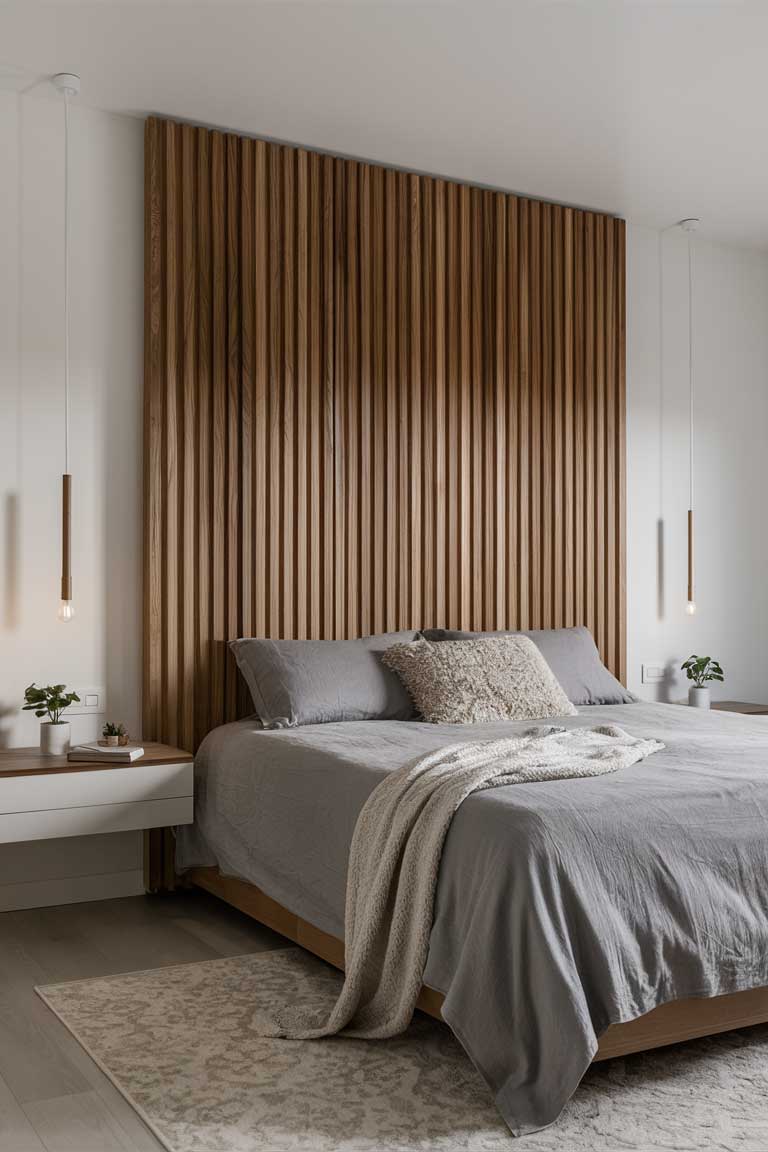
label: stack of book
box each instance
[68,742,145,763]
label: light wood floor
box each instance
[0,890,285,1151]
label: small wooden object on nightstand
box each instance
[0,742,193,845]
[711,701,768,715]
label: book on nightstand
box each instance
[68,742,145,763]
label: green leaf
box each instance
[22,681,78,719]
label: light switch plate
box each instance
[66,687,107,716]
[641,664,665,685]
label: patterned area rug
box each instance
[37,948,768,1151]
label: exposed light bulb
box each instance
[58,599,75,623]
[685,600,696,616]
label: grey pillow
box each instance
[230,632,420,728]
[382,636,577,725]
[421,626,635,706]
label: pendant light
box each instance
[53,73,80,622]
[680,217,700,616]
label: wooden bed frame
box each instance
[189,865,768,1061]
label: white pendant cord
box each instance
[64,88,70,475]
[688,231,694,513]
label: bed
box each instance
[143,138,765,1132]
[177,700,768,1135]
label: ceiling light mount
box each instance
[679,217,701,233]
[52,72,80,98]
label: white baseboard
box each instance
[0,868,144,912]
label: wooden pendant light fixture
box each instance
[53,72,80,623]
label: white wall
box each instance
[0,92,143,748]
[627,224,768,702]
[0,92,143,908]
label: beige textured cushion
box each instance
[381,636,578,724]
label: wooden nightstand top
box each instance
[0,743,193,779]
[711,701,768,715]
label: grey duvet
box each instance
[176,702,768,1135]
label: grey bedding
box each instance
[176,702,768,1135]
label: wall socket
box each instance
[641,664,665,685]
[66,687,107,716]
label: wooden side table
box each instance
[0,743,193,845]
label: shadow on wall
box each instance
[656,517,664,621]
[0,96,24,746]
[656,230,666,625]
[1,434,20,755]
[3,491,20,630]
[659,659,680,703]
[3,93,23,636]
[0,702,16,748]
[1,492,19,762]
[101,111,143,743]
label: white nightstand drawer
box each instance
[0,795,193,845]
[0,762,193,815]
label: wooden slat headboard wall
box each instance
[144,116,626,753]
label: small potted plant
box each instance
[681,655,724,709]
[102,721,128,747]
[22,683,81,755]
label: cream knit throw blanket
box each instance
[259,723,663,1041]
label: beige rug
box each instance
[37,948,768,1152]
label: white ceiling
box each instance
[2,1,768,249]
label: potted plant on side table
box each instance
[22,683,81,755]
[102,721,128,747]
[681,655,724,709]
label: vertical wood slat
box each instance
[226,133,241,719]
[267,146,282,639]
[281,147,296,641]
[358,164,372,637]
[505,195,518,631]
[296,148,309,639]
[144,116,628,757]
[396,170,411,630]
[180,124,197,754]
[210,132,227,734]
[616,218,627,682]
[195,128,211,749]
[143,118,163,747]
[333,157,347,640]
[240,138,254,648]
[469,188,482,631]
[253,141,267,643]
[322,155,336,640]
[163,120,179,749]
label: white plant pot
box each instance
[689,686,711,710]
[40,721,71,756]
